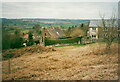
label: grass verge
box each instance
[55,42,96,47]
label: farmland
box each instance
[2,18,89,33]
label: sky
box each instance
[1,1,119,19]
[1,0,120,2]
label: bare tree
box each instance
[100,13,117,51]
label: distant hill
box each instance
[2,18,90,21]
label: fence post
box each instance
[8,58,11,73]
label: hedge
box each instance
[45,37,81,46]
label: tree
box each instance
[69,23,89,44]
[35,40,40,45]
[23,32,24,36]
[39,30,42,34]
[2,29,24,50]
[2,30,12,50]
[72,26,74,28]
[14,29,21,36]
[33,24,41,34]
[27,32,34,46]
[70,27,86,44]
[67,27,72,36]
[68,27,71,31]
[33,24,41,29]
[80,24,89,36]
[11,30,24,48]
[100,14,117,50]
[81,23,84,28]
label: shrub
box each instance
[45,37,81,46]
[2,50,16,60]
[35,40,40,45]
[2,30,24,50]
[58,36,72,39]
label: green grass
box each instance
[8,30,14,33]
[55,42,96,47]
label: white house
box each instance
[88,20,99,39]
[88,20,118,39]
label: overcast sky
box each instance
[2,2,118,19]
[2,0,120,2]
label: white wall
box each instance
[89,27,98,39]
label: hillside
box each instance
[2,42,118,80]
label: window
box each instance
[104,28,108,31]
[104,33,107,37]
[118,28,120,31]
[118,34,120,37]
[37,36,40,38]
[92,28,96,31]
[92,35,96,38]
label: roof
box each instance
[23,34,28,39]
[46,27,65,38]
[89,20,118,28]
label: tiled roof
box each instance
[23,34,28,39]
[46,27,65,38]
[89,20,118,27]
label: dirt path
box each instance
[2,43,118,80]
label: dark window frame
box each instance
[92,35,96,38]
[92,28,96,31]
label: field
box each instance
[2,18,89,33]
[2,42,118,80]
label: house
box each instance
[39,26,66,46]
[23,34,28,40]
[44,26,66,38]
[88,20,118,40]
[23,34,28,47]
[88,20,99,39]
[32,34,41,40]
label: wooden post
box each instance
[80,37,82,44]
[42,28,45,47]
[8,58,11,73]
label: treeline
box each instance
[2,30,24,50]
[2,24,43,50]
[2,30,39,50]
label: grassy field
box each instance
[2,42,118,80]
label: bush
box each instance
[2,30,24,50]
[45,37,81,46]
[2,50,16,60]
[58,36,72,39]
[2,33,12,50]
[27,32,34,46]
[35,40,40,45]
